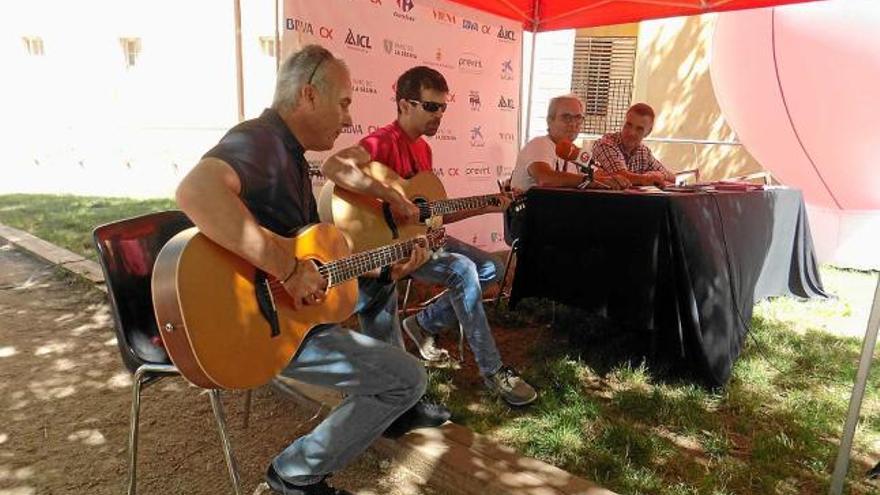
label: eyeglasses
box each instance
[557,113,585,124]
[307,52,331,85]
[407,99,448,113]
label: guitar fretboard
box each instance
[318,230,444,286]
[422,195,500,218]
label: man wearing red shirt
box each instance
[323,66,538,408]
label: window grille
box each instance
[119,37,142,69]
[22,36,44,56]
[571,37,636,134]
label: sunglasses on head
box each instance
[407,99,447,113]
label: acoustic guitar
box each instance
[318,161,503,253]
[151,223,446,390]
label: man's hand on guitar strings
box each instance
[391,236,431,280]
[281,258,328,309]
[487,192,513,213]
[388,190,421,225]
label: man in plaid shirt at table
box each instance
[591,102,676,187]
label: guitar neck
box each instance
[320,231,442,286]
[427,194,499,218]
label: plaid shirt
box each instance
[591,132,670,176]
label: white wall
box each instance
[519,29,576,145]
[0,0,277,198]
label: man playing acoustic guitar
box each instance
[323,66,538,408]
[175,45,432,495]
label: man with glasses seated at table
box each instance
[322,66,539,408]
[591,102,675,187]
[511,94,629,192]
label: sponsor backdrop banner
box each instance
[283,0,522,251]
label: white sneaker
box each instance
[402,315,451,362]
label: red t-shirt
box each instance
[360,121,433,179]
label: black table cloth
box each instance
[509,187,826,387]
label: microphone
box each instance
[554,139,593,176]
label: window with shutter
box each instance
[119,38,142,69]
[22,36,44,56]
[571,37,636,135]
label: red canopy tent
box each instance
[442,0,823,136]
[447,0,820,31]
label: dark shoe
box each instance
[266,464,352,495]
[484,366,538,407]
[383,396,451,438]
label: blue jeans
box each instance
[358,236,505,377]
[273,323,426,485]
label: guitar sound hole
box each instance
[413,197,430,222]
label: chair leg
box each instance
[128,364,176,495]
[127,372,144,495]
[495,242,518,309]
[400,278,413,318]
[208,389,243,495]
[242,390,252,429]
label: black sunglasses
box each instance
[407,99,447,113]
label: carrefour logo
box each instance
[458,53,483,74]
[345,29,372,51]
[393,0,416,21]
[497,26,517,42]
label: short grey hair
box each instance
[547,94,584,120]
[272,44,347,112]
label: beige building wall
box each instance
[577,15,764,182]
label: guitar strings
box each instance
[266,230,444,299]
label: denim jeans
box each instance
[273,323,426,485]
[359,236,505,377]
[413,236,505,376]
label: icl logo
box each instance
[345,29,372,49]
[497,26,517,42]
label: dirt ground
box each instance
[0,241,452,495]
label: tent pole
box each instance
[829,273,880,494]
[523,0,540,145]
[233,0,245,122]
[275,0,281,71]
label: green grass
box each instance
[0,194,175,260]
[3,193,880,494]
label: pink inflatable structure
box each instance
[711,0,880,268]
